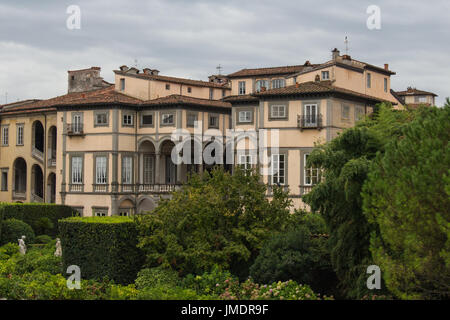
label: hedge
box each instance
[0,218,36,246]
[59,216,144,285]
[0,203,77,237]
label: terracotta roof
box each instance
[114,71,230,89]
[396,88,437,97]
[142,95,231,109]
[222,94,259,103]
[390,89,405,105]
[253,80,389,103]
[0,86,142,115]
[0,99,42,110]
[226,64,320,78]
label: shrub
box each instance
[0,218,35,246]
[35,235,53,244]
[59,216,144,285]
[136,285,203,300]
[135,266,179,290]
[0,203,76,237]
[0,243,19,261]
[181,265,238,297]
[12,241,62,275]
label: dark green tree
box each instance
[363,105,450,299]
[303,104,411,298]
[137,166,292,278]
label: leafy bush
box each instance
[0,218,35,246]
[35,235,53,244]
[137,167,292,278]
[135,266,179,290]
[249,223,337,295]
[59,216,144,285]
[136,285,203,300]
[0,203,76,237]
[181,265,238,297]
[0,243,19,261]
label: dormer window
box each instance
[255,80,269,92]
[272,79,286,89]
[321,71,330,80]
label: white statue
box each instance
[18,235,26,255]
[54,238,62,257]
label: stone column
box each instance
[155,152,161,184]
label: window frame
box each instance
[321,71,330,80]
[94,155,108,185]
[384,78,388,92]
[271,79,286,89]
[16,123,24,146]
[304,153,320,186]
[270,104,287,119]
[121,155,134,185]
[160,112,176,127]
[70,155,84,185]
[237,110,253,124]
[94,110,109,127]
[255,80,269,92]
[303,103,318,126]
[238,81,246,95]
[122,112,134,127]
[367,73,371,88]
[1,125,9,146]
[1,168,8,192]
[341,104,350,120]
[208,114,219,129]
[139,111,155,128]
[271,153,286,186]
[186,112,198,127]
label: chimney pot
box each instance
[384,64,389,70]
[332,48,340,60]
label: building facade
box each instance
[0,49,408,215]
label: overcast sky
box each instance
[0,0,449,105]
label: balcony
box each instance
[93,184,109,193]
[299,185,314,197]
[67,124,84,136]
[297,114,323,131]
[137,184,181,194]
[69,184,84,192]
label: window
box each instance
[209,88,214,100]
[304,104,318,126]
[238,110,252,123]
[187,87,192,93]
[239,154,253,171]
[238,81,246,95]
[95,156,107,184]
[322,71,330,80]
[355,106,365,121]
[120,78,125,91]
[304,154,319,186]
[272,79,286,89]
[1,169,8,191]
[415,96,427,103]
[187,113,198,127]
[342,104,350,119]
[293,76,297,84]
[165,84,170,90]
[123,114,134,126]
[161,113,174,125]
[271,154,285,185]
[209,115,219,128]
[16,124,24,146]
[94,208,108,217]
[71,156,83,184]
[143,154,154,184]
[2,126,8,146]
[384,78,388,92]
[72,113,83,133]
[72,207,83,217]
[270,105,286,119]
[94,112,108,126]
[222,89,226,98]
[367,73,371,88]
[122,156,133,184]
[255,80,269,92]
[141,113,153,127]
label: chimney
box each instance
[342,54,351,61]
[142,68,151,75]
[151,69,160,76]
[384,64,389,70]
[332,48,340,60]
[68,67,108,93]
[119,65,129,72]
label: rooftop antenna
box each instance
[4,92,7,104]
[344,36,349,55]
[216,64,223,75]
[134,58,138,69]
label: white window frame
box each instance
[321,71,330,80]
[238,81,246,95]
[238,111,252,123]
[16,124,24,146]
[304,104,318,126]
[72,114,83,133]
[304,154,320,186]
[271,154,285,185]
[95,156,107,185]
[122,156,133,185]
[271,105,286,118]
[255,80,269,92]
[2,126,9,146]
[239,154,253,171]
[71,156,83,184]
[161,113,174,125]
[272,79,286,89]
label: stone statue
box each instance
[18,236,26,255]
[54,238,62,257]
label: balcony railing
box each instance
[120,184,135,193]
[69,184,84,192]
[48,158,56,167]
[93,184,109,193]
[32,147,44,162]
[12,191,26,200]
[31,193,44,203]
[297,114,323,131]
[67,124,84,136]
[137,184,181,193]
[299,185,314,196]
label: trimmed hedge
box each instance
[59,216,144,285]
[0,203,77,237]
[0,219,36,246]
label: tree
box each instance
[302,104,411,298]
[363,106,450,299]
[137,166,292,278]
[249,212,338,296]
